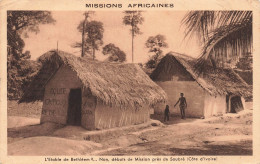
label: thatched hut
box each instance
[20,50,166,130]
[150,52,251,118]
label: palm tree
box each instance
[182,11,252,70]
[123,11,144,63]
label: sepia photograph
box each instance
[5,10,254,157]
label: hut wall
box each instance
[155,81,205,118]
[41,65,82,124]
[203,94,226,118]
[81,88,96,130]
[244,97,252,110]
[241,97,246,110]
[153,57,205,117]
[95,101,150,129]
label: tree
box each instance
[102,43,126,62]
[145,59,157,69]
[123,11,144,63]
[72,11,94,57]
[182,11,252,70]
[7,11,55,99]
[8,11,55,58]
[76,20,104,60]
[81,11,95,57]
[145,35,168,69]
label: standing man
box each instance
[164,105,170,122]
[174,93,187,119]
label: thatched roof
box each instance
[150,52,251,97]
[20,50,167,107]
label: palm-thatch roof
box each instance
[150,52,251,97]
[19,50,167,107]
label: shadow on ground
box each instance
[169,141,252,155]
[8,123,64,143]
[102,139,252,156]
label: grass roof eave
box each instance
[20,50,167,108]
[151,51,251,97]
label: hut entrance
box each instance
[67,88,82,125]
[226,95,229,113]
[230,96,243,113]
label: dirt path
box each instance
[7,111,252,156]
[97,112,252,155]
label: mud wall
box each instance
[152,57,205,118]
[41,65,82,124]
[155,81,205,118]
[81,88,96,130]
[95,101,150,130]
[203,94,226,118]
[241,96,246,110]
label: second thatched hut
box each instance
[150,52,251,118]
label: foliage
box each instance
[123,11,144,63]
[77,20,104,59]
[235,53,253,70]
[145,58,157,69]
[123,11,144,36]
[182,11,252,70]
[71,41,92,56]
[7,11,55,99]
[145,35,168,69]
[145,54,165,69]
[80,11,95,57]
[102,43,126,62]
[145,35,168,55]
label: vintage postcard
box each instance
[0,0,259,163]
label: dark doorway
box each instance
[226,95,229,113]
[67,88,82,125]
[230,96,244,113]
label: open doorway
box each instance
[67,88,82,125]
[230,96,244,113]
[226,95,229,113]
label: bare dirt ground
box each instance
[7,101,253,156]
[99,112,252,155]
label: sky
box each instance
[23,11,202,63]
